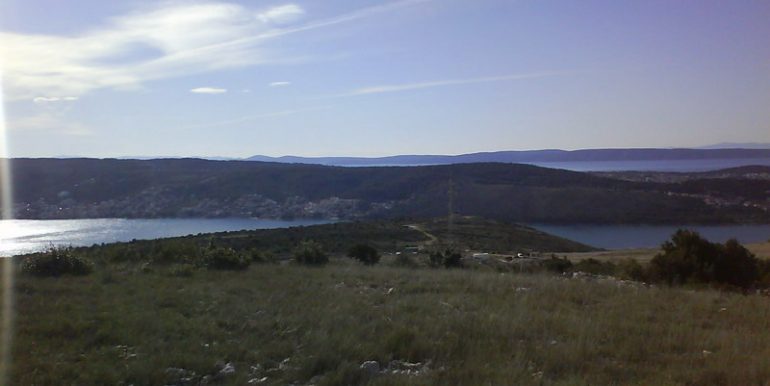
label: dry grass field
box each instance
[562,241,770,263]
[5,259,770,385]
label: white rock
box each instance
[360,360,380,375]
[219,362,236,376]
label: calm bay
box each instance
[0,218,331,257]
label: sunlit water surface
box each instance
[0,218,331,256]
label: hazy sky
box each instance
[1,0,769,158]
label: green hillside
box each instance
[5,158,767,224]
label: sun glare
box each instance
[0,67,15,386]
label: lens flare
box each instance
[0,67,15,386]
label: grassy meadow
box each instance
[6,258,770,385]
[562,240,770,263]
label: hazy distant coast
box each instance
[244,148,770,168]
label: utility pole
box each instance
[447,174,455,246]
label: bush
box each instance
[617,258,647,282]
[201,247,250,270]
[716,239,758,288]
[429,247,463,269]
[20,246,93,277]
[756,259,770,287]
[294,240,328,266]
[542,256,573,273]
[649,230,758,289]
[246,248,272,263]
[347,244,380,265]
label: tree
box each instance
[347,244,380,265]
[714,239,758,288]
[649,229,758,289]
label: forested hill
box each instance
[4,158,768,224]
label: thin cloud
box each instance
[0,0,431,101]
[269,81,291,87]
[190,87,227,94]
[257,4,305,25]
[32,96,79,104]
[339,72,568,97]
[254,0,431,39]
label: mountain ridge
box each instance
[246,148,770,167]
[4,158,769,224]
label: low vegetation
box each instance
[9,219,770,384]
[201,246,251,271]
[562,230,769,291]
[347,244,380,265]
[293,240,329,266]
[66,218,594,271]
[7,259,770,385]
[420,217,595,253]
[648,230,759,288]
[428,247,463,269]
[18,246,93,277]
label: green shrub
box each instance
[617,258,647,282]
[757,259,770,287]
[649,230,758,289]
[294,240,329,266]
[201,247,250,270]
[716,239,759,288]
[347,244,380,265]
[429,247,463,269]
[20,246,93,277]
[246,248,272,263]
[542,256,573,273]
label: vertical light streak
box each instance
[0,66,15,386]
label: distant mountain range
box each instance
[49,146,770,171]
[246,148,770,167]
[697,142,770,150]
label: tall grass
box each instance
[7,261,770,385]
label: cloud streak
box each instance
[32,96,79,104]
[339,72,567,97]
[0,0,430,101]
[190,87,227,94]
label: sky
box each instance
[0,0,769,158]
